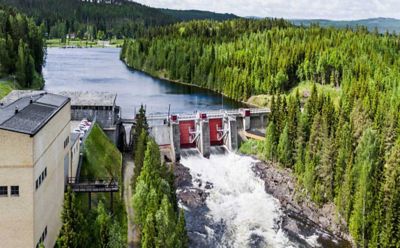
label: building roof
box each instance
[57,91,116,107]
[0,92,70,136]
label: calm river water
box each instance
[43,48,242,118]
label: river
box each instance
[43,48,242,118]
[43,48,346,248]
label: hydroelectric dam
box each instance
[145,108,270,161]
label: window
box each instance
[11,186,19,197]
[0,186,7,197]
[44,168,47,177]
[35,180,39,190]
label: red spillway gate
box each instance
[209,118,223,146]
[179,120,196,148]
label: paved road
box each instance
[123,155,136,248]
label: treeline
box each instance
[0,5,45,87]
[131,106,188,248]
[0,0,238,39]
[121,19,400,101]
[0,0,177,39]
[252,82,400,246]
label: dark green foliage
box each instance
[0,0,240,39]
[132,139,188,247]
[0,5,44,86]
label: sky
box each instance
[134,0,400,20]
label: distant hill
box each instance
[160,9,238,22]
[0,0,238,38]
[291,17,400,33]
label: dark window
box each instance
[44,168,47,177]
[64,136,70,149]
[11,186,19,196]
[35,180,39,190]
[0,186,7,196]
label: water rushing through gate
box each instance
[181,149,296,248]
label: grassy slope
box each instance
[247,81,341,107]
[81,123,122,179]
[0,79,16,99]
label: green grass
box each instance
[246,81,341,107]
[81,123,122,179]
[47,38,124,48]
[0,79,16,100]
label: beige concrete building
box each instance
[0,92,71,248]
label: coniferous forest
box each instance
[121,19,400,246]
[0,5,45,87]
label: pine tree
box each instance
[277,123,291,167]
[133,129,148,188]
[15,39,26,86]
[142,214,156,248]
[349,128,380,247]
[95,201,112,248]
[155,195,176,247]
[380,139,400,247]
[264,122,277,161]
[174,209,189,248]
[58,187,82,248]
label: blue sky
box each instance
[135,0,400,20]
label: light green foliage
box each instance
[57,187,83,248]
[96,202,112,247]
[82,124,122,179]
[132,138,188,247]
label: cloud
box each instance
[135,0,400,20]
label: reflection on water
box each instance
[43,48,243,118]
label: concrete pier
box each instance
[224,117,238,151]
[170,121,181,162]
[197,119,211,158]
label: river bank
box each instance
[121,61,258,108]
[174,153,353,247]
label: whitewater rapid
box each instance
[181,150,296,248]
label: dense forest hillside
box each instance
[121,19,400,246]
[292,17,400,34]
[0,0,239,39]
[0,5,45,88]
[0,0,177,38]
[160,9,238,22]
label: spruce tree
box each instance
[174,209,189,248]
[264,122,277,161]
[58,187,81,248]
[95,201,112,248]
[277,123,291,167]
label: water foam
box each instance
[181,150,296,248]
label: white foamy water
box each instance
[181,151,296,248]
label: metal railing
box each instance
[67,177,119,193]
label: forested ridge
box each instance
[0,0,238,39]
[122,19,400,246]
[0,5,45,87]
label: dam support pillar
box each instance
[224,117,238,151]
[241,109,251,131]
[197,115,210,158]
[170,120,181,162]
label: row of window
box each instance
[64,136,70,149]
[71,106,112,110]
[36,226,47,248]
[35,168,47,190]
[0,186,19,197]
